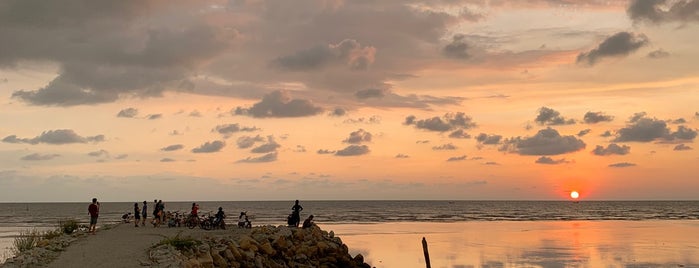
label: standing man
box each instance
[141,201,148,227]
[88,198,100,234]
[291,200,303,227]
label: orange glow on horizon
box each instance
[570,191,580,199]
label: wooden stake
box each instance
[422,237,431,268]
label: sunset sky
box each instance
[1,0,698,202]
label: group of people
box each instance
[88,198,315,234]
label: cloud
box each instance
[627,0,699,24]
[432,143,458,150]
[2,129,105,145]
[535,156,569,165]
[448,129,471,139]
[160,158,176,162]
[476,133,503,145]
[343,129,372,144]
[335,145,370,156]
[647,49,670,59]
[592,144,631,156]
[674,144,693,151]
[343,116,382,124]
[330,108,347,117]
[583,111,614,124]
[395,154,410,158]
[317,149,336,155]
[189,110,202,117]
[354,88,389,99]
[213,123,260,136]
[251,136,280,154]
[670,118,686,124]
[87,149,109,158]
[117,108,138,118]
[21,153,60,161]
[443,34,471,59]
[577,129,591,137]
[191,140,225,153]
[535,107,576,125]
[234,90,323,118]
[613,114,697,142]
[236,135,266,149]
[237,152,278,163]
[484,162,499,165]
[500,128,586,155]
[404,112,476,132]
[144,114,161,120]
[114,154,128,159]
[447,155,467,162]
[160,144,184,152]
[609,162,636,168]
[272,39,376,71]
[576,32,649,65]
[293,145,306,153]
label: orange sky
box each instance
[0,0,697,201]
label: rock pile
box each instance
[150,225,372,268]
[1,233,82,268]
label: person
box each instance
[88,198,100,234]
[191,203,199,218]
[151,199,158,226]
[158,200,165,225]
[291,200,303,227]
[134,203,141,227]
[122,213,132,223]
[238,211,251,228]
[214,207,226,228]
[141,201,148,227]
[302,215,314,229]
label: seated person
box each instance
[122,213,132,223]
[214,207,225,224]
[302,215,314,229]
[238,212,248,228]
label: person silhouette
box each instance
[291,200,303,227]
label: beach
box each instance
[4,220,699,267]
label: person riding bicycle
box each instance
[190,203,199,218]
[214,207,225,225]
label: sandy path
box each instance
[47,222,233,268]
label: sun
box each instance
[570,191,580,199]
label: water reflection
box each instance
[328,221,699,268]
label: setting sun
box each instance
[570,191,580,199]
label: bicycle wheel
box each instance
[186,218,197,229]
[202,220,212,230]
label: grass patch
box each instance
[12,230,41,255]
[59,219,79,234]
[42,228,63,240]
[155,232,201,251]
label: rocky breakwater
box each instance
[1,233,82,268]
[150,225,372,268]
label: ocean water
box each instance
[2,201,699,265]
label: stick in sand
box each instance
[422,237,431,268]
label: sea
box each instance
[2,200,699,266]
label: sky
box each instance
[1,0,698,202]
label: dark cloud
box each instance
[343,129,372,144]
[317,149,336,154]
[213,123,260,136]
[191,140,225,153]
[484,162,499,165]
[236,135,266,149]
[674,144,693,151]
[293,145,306,153]
[609,162,636,168]
[330,108,347,117]
[583,111,614,124]
[160,158,176,162]
[447,155,467,162]
[251,136,280,154]
[416,140,430,144]
[443,34,471,59]
[613,114,697,142]
[670,118,687,124]
[234,90,323,118]
[343,116,381,124]
[576,32,649,65]
[87,149,109,157]
[160,144,184,152]
[146,114,162,120]
[21,153,60,161]
[272,39,375,71]
[601,131,613,137]
[335,145,370,156]
[237,152,278,163]
[577,129,591,137]
[647,49,670,59]
[627,0,699,24]
[395,154,410,158]
[117,108,138,118]
[354,88,389,99]
[592,143,630,156]
[476,133,503,145]
[2,129,104,145]
[500,128,586,155]
[535,156,569,165]
[448,129,471,139]
[535,107,576,125]
[404,112,476,132]
[433,143,458,150]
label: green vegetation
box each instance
[11,230,41,255]
[155,232,201,251]
[59,219,79,234]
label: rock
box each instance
[211,251,228,267]
[259,242,275,255]
[196,252,214,268]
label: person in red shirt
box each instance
[88,198,100,234]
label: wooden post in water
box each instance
[422,237,431,268]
